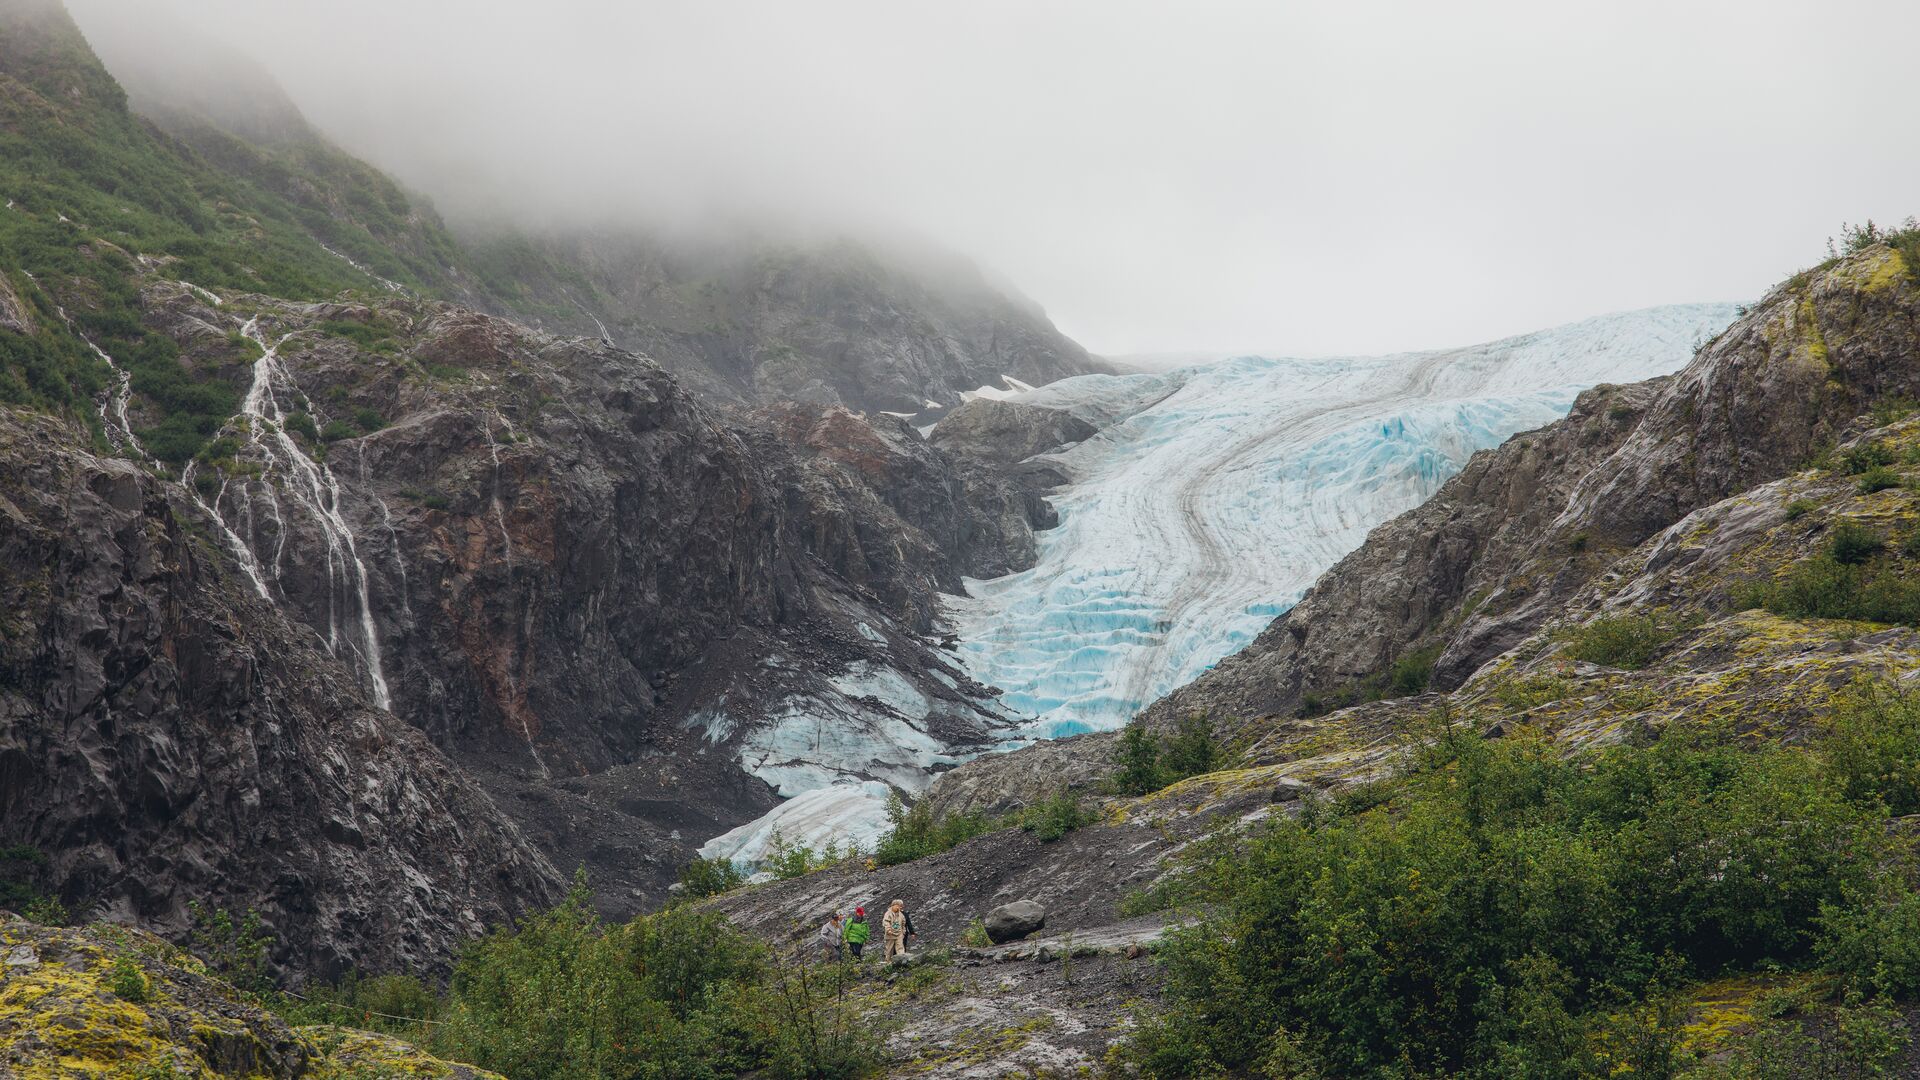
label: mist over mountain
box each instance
[9,0,1920,1075]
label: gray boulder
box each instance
[984,900,1047,944]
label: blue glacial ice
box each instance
[946,304,1744,738]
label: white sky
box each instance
[71,0,1920,357]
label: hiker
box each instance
[882,899,909,960]
[844,906,871,959]
[816,911,845,963]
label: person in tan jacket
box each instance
[882,899,908,959]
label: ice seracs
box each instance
[947,304,1743,737]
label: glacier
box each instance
[699,303,1741,867]
[946,304,1744,738]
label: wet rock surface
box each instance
[0,409,562,978]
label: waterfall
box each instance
[563,289,614,345]
[200,316,392,709]
[83,338,139,455]
[482,413,514,575]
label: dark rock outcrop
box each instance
[0,409,561,980]
[928,398,1096,465]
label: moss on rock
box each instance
[0,917,484,1079]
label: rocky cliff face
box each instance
[108,281,1032,915]
[1141,245,1920,731]
[0,408,561,981]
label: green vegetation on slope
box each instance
[1116,687,1920,1078]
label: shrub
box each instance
[107,956,149,1003]
[1110,720,1166,796]
[273,972,442,1037]
[1827,522,1889,564]
[1018,791,1096,842]
[1823,681,1920,815]
[761,830,846,880]
[873,791,995,867]
[1854,466,1901,494]
[1555,613,1692,670]
[1388,644,1441,695]
[1160,715,1220,780]
[1871,396,1919,426]
[1118,722,1895,1076]
[1689,998,1909,1078]
[960,919,991,948]
[282,410,318,442]
[188,902,271,993]
[678,856,746,899]
[438,882,765,1079]
[1110,716,1222,798]
[1839,442,1894,475]
[1117,874,1196,918]
[1784,498,1817,520]
[352,406,385,433]
[1740,553,1920,625]
[319,418,357,442]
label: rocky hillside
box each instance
[1,0,1085,968]
[0,404,561,980]
[730,238,1920,1074]
[1142,242,1920,732]
[75,1,1104,415]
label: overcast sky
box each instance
[70,0,1920,358]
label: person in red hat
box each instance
[844,906,871,959]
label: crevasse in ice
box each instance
[946,303,1743,737]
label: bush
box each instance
[1556,614,1688,670]
[1829,523,1885,566]
[1854,466,1901,494]
[1109,716,1222,797]
[1388,644,1441,695]
[188,903,271,993]
[1784,498,1817,520]
[1018,791,1096,842]
[1160,715,1220,780]
[282,410,318,442]
[960,919,991,948]
[107,956,149,1003]
[1738,546,1920,627]
[319,418,357,442]
[873,791,995,867]
[266,972,443,1039]
[1824,681,1920,815]
[1119,721,1896,1077]
[1839,442,1894,475]
[437,883,765,1079]
[677,856,746,899]
[761,831,847,880]
[1110,720,1166,796]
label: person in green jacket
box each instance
[843,906,872,959]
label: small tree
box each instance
[1160,715,1220,782]
[1112,720,1167,796]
